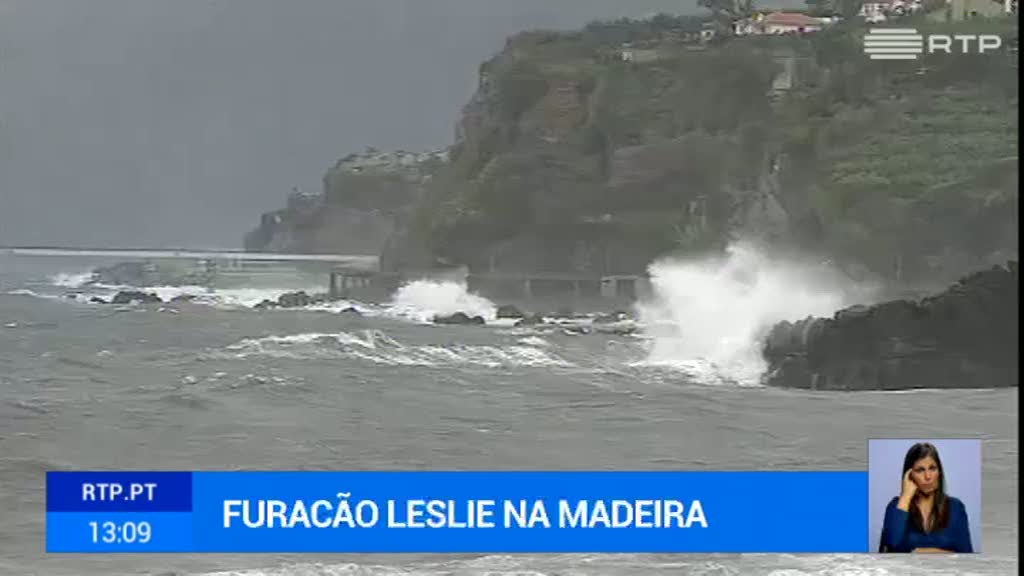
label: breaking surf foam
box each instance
[49,271,93,288]
[634,241,877,385]
[383,280,497,324]
[220,330,571,368]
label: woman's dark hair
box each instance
[902,443,950,533]
[878,443,951,552]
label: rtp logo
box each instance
[864,28,1003,60]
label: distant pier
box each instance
[328,267,651,304]
[0,246,379,268]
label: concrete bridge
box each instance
[2,246,379,291]
[0,246,379,269]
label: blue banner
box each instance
[46,471,869,553]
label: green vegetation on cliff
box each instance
[774,15,1018,281]
[248,11,1017,285]
[404,16,781,273]
[397,11,1017,283]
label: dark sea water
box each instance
[0,253,1017,576]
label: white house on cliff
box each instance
[733,12,835,35]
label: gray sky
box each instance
[0,0,736,249]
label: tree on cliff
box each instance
[803,0,834,15]
[804,0,864,18]
[698,0,755,19]
[699,0,755,32]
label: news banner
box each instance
[47,471,870,553]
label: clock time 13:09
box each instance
[88,520,152,544]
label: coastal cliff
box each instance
[246,12,1018,287]
[244,148,448,260]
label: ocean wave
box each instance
[49,271,93,288]
[218,330,573,369]
[381,279,498,323]
[517,336,550,347]
[27,260,872,390]
[27,274,503,334]
[633,241,878,386]
[4,288,61,300]
[2,398,51,415]
[627,359,767,388]
[38,271,486,323]
[35,272,619,332]
[86,284,328,308]
[186,554,1017,576]
[35,269,326,308]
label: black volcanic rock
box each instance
[433,312,486,325]
[514,314,545,327]
[277,291,312,308]
[110,291,163,305]
[496,305,526,319]
[594,310,632,324]
[762,262,1018,390]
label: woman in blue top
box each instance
[879,442,974,553]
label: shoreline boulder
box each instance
[496,304,526,319]
[515,314,546,327]
[762,262,1018,390]
[594,310,633,324]
[433,312,486,325]
[110,291,163,305]
[339,307,363,318]
[277,291,312,308]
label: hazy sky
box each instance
[1,0,731,249]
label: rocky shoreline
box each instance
[63,259,1019,391]
[70,288,639,335]
[761,262,1018,391]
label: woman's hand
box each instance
[898,469,917,510]
[913,547,951,553]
